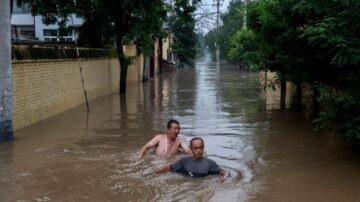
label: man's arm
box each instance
[208,159,229,183]
[137,135,161,158]
[180,140,192,154]
[153,164,171,174]
[155,157,184,174]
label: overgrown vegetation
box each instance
[205,0,245,63]
[18,0,201,91]
[205,0,360,141]
[12,46,116,60]
[18,0,168,94]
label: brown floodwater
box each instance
[1,55,360,202]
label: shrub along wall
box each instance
[12,44,117,61]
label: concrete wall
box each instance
[259,71,313,113]
[124,44,144,85]
[162,37,170,61]
[154,38,160,75]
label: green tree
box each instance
[228,28,263,71]
[18,0,167,94]
[296,0,360,140]
[243,0,360,140]
[169,0,201,67]
[204,30,217,60]
[218,0,245,62]
[204,0,245,63]
[75,2,114,48]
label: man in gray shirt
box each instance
[153,137,228,182]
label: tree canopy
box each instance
[18,0,168,94]
[206,0,360,140]
[168,0,201,67]
[19,0,201,90]
[205,0,245,62]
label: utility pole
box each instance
[232,0,247,28]
[214,0,221,62]
[216,0,220,30]
[243,0,247,29]
[0,0,14,142]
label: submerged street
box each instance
[1,55,360,201]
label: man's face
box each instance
[190,140,204,160]
[167,123,180,139]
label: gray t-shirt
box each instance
[170,156,222,177]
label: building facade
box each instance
[11,0,82,42]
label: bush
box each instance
[314,87,360,140]
[12,45,117,60]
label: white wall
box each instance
[11,12,83,41]
[11,14,34,25]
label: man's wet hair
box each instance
[190,137,204,147]
[167,119,179,129]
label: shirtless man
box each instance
[137,120,191,158]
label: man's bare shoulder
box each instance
[151,134,165,141]
[144,134,163,145]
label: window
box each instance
[43,29,76,41]
[43,29,58,41]
[11,25,35,40]
[12,0,31,14]
[43,29,58,37]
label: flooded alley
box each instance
[1,55,360,202]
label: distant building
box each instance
[11,0,83,42]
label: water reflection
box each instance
[1,54,360,201]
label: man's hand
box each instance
[218,170,229,183]
[219,176,225,183]
[135,152,144,160]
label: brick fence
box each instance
[12,57,143,131]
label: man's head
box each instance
[190,137,204,160]
[166,119,180,139]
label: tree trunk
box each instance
[0,0,14,142]
[158,37,163,74]
[116,34,128,94]
[120,55,128,94]
[280,78,286,109]
[296,82,302,110]
[143,55,150,82]
[312,86,320,119]
[119,95,128,128]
